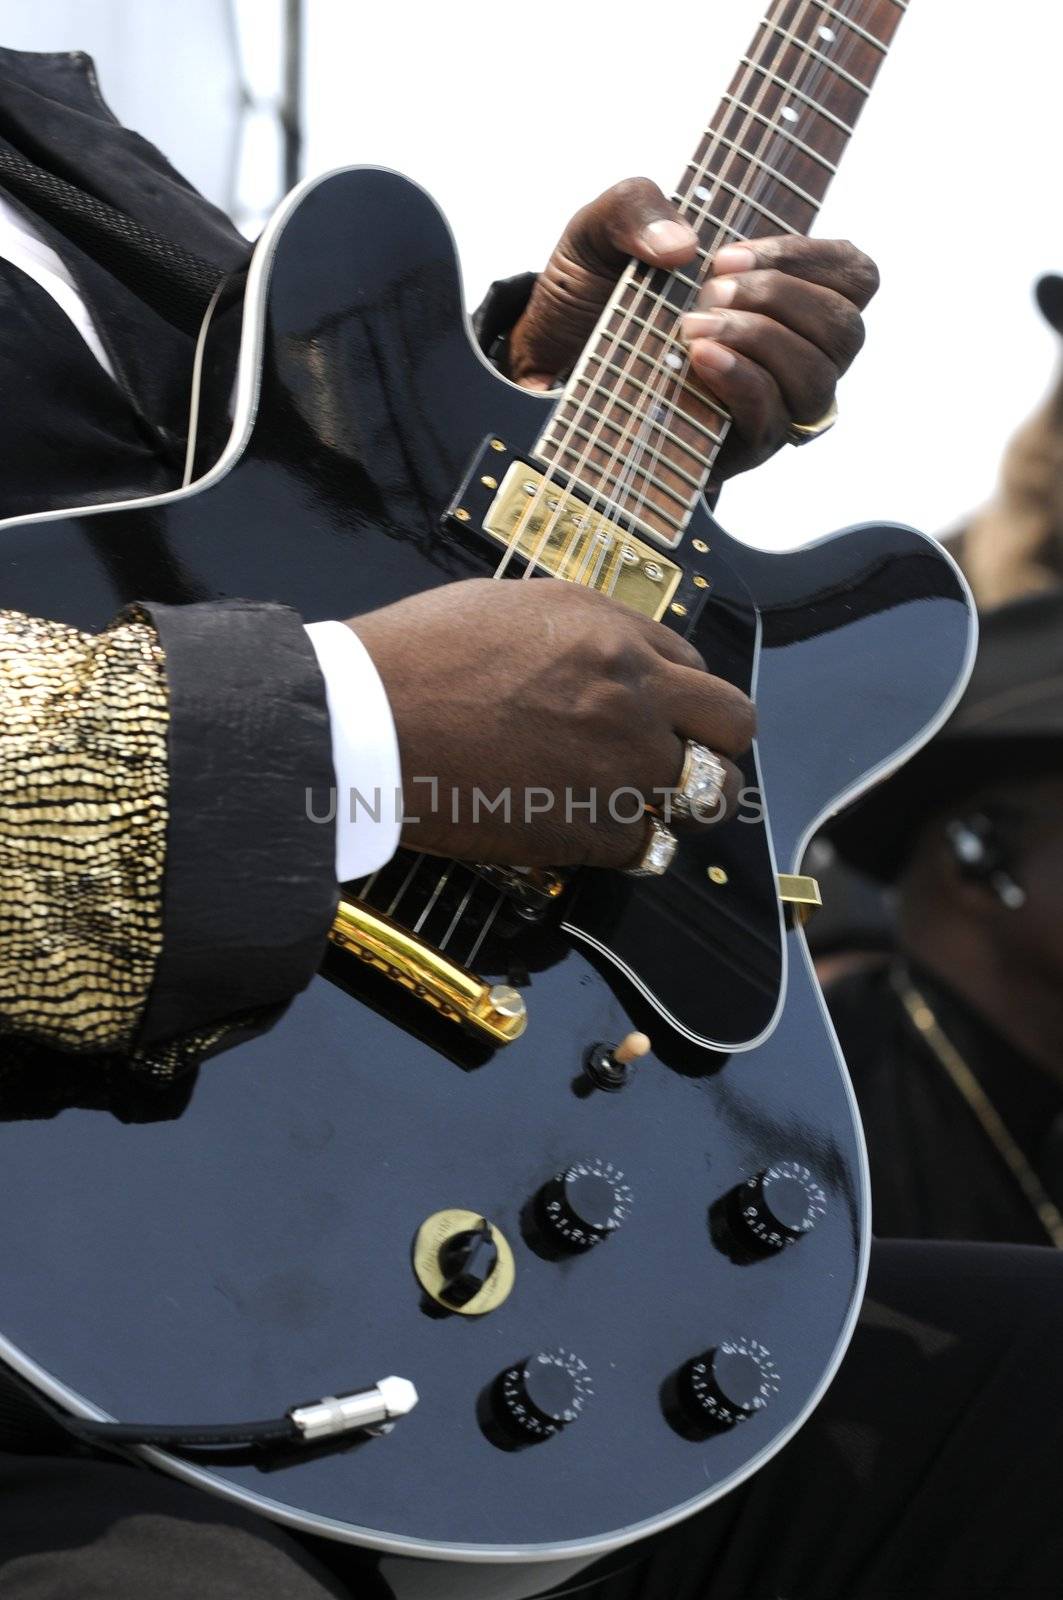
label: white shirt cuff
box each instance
[304,620,403,883]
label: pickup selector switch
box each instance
[497,1350,592,1440]
[681,1340,780,1429]
[539,1159,632,1250]
[735,1162,826,1253]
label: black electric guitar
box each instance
[0,3,972,1597]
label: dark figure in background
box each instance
[828,589,1063,1245]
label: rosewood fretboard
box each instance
[535,0,907,549]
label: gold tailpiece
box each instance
[329,899,527,1044]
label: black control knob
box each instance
[735,1162,826,1253]
[681,1340,780,1429]
[437,1218,498,1308]
[497,1350,592,1440]
[539,1159,633,1250]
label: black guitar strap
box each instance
[0,145,230,338]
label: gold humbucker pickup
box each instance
[482,461,682,620]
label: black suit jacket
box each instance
[0,48,536,1059]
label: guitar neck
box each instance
[535,0,909,550]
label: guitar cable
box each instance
[11,1374,418,1456]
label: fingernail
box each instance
[641,218,699,254]
[713,245,756,275]
[700,277,738,307]
[682,311,726,340]
[690,339,735,375]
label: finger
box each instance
[681,310,837,424]
[687,269,865,372]
[712,237,880,311]
[666,664,757,758]
[680,338,790,468]
[567,177,699,277]
[636,615,709,673]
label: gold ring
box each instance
[786,396,838,446]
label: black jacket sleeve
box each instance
[137,599,338,1046]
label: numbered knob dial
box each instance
[682,1340,780,1429]
[497,1350,593,1440]
[736,1162,826,1252]
[539,1159,632,1250]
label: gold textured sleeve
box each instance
[0,606,168,1052]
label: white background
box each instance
[4,0,1062,551]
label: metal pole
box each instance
[281,0,303,194]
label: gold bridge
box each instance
[329,899,527,1045]
[482,461,682,620]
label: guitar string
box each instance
[608,0,868,546]
[359,0,881,957]
[361,9,794,934]
[364,0,869,952]
[514,0,865,620]
[453,1,873,960]
[486,0,799,592]
[584,0,871,557]
[521,0,858,584]
[370,11,801,948]
[505,4,801,587]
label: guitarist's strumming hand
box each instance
[348,580,754,870]
[505,176,879,483]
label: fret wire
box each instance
[570,373,712,459]
[556,397,706,487]
[766,23,871,94]
[811,2,888,50]
[627,261,701,296]
[543,440,687,531]
[618,268,699,315]
[739,59,854,133]
[718,95,838,171]
[685,140,822,209]
[696,213,752,245]
[548,0,896,531]
[578,351,724,439]
[692,170,800,235]
[667,266,702,293]
[611,339,729,435]
[618,309,689,348]
[543,418,695,507]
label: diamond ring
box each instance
[626,815,678,878]
[673,740,727,823]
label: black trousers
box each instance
[1,1242,1059,1599]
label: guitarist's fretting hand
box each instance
[348,580,754,870]
[505,177,879,484]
